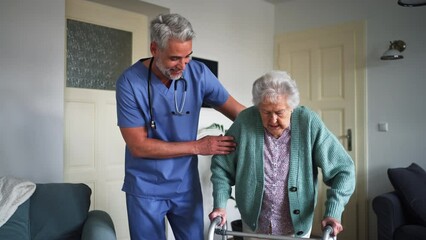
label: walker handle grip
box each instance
[213,216,222,226]
[322,225,337,240]
[207,217,223,240]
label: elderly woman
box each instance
[208,71,355,239]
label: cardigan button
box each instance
[293,209,300,214]
[290,187,297,192]
[296,231,304,235]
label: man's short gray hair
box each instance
[150,13,196,50]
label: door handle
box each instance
[345,129,352,151]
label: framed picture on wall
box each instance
[192,56,218,108]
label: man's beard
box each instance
[155,60,182,80]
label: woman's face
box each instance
[258,95,293,138]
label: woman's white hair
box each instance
[252,71,300,108]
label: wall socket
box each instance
[378,122,389,132]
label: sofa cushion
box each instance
[30,183,91,240]
[0,199,31,240]
[388,163,426,227]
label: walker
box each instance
[207,217,336,240]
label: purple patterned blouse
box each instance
[257,128,294,236]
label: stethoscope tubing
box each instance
[147,57,188,130]
[148,58,156,129]
[173,78,187,115]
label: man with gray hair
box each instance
[116,13,245,239]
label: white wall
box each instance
[0,0,65,183]
[274,1,426,239]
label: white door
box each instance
[274,22,367,240]
[65,1,148,239]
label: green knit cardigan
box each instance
[210,106,355,236]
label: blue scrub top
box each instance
[116,59,229,198]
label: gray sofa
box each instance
[0,183,116,240]
[373,191,426,240]
[373,163,426,240]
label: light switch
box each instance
[378,122,388,132]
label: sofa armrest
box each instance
[372,191,406,240]
[81,210,116,240]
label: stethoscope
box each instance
[147,57,188,130]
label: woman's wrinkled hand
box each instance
[208,208,227,227]
[321,217,343,236]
